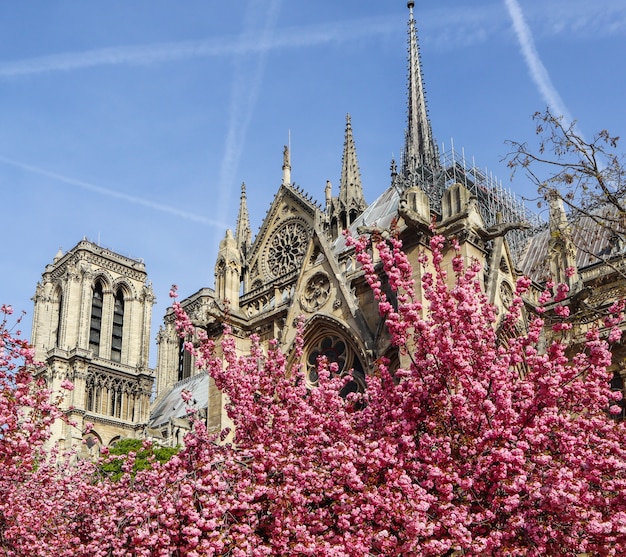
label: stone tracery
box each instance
[266,220,308,278]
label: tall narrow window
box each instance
[89,282,104,355]
[111,289,124,362]
[86,384,94,412]
[110,385,122,418]
[55,289,63,347]
[178,338,192,381]
[94,387,101,414]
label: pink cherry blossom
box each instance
[1,232,626,556]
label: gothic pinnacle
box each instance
[235,182,252,256]
[339,113,366,217]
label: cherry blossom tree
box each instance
[0,305,68,552]
[3,231,626,556]
[346,232,626,555]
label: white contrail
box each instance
[503,0,572,124]
[213,0,282,246]
[0,2,622,79]
[0,155,227,227]
[0,15,396,79]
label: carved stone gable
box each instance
[245,186,317,287]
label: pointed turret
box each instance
[403,1,438,177]
[328,115,367,238]
[235,182,252,257]
[338,114,367,219]
[547,190,579,288]
[215,229,241,310]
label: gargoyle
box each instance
[477,221,531,241]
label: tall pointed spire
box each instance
[403,1,438,176]
[338,113,366,217]
[235,182,252,257]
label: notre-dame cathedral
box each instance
[30,2,626,452]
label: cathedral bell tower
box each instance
[31,239,155,453]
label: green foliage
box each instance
[99,438,178,481]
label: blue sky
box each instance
[1,0,624,365]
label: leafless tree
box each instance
[507,109,626,261]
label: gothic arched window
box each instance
[349,209,359,226]
[83,431,102,457]
[330,216,339,239]
[89,282,104,356]
[86,373,102,414]
[111,289,125,362]
[306,333,365,397]
[86,383,94,412]
[94,385,101,414]
[110,383,123,418]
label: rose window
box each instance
[266,221,308,278]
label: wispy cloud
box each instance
[0,155,227,227]
[526,0,626,40]
[213,0,282,245]
[0,14,397,79]
[503,0,572,125]
[0,2,623,80]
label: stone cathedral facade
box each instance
[146,1,538,444]
[31,2,626,450]
[31,241,155,452]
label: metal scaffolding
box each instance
[437,144,543,257]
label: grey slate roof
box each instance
[149,373,210,428]
[517,209,625,283]
[332,185,401,254]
